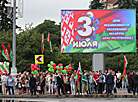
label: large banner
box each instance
[61,10,136,53]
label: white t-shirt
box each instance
[1,75,7,82]
[116,73,121,78]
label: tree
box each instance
[0,0,13,31]
[89,0,104,9]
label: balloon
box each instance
[31,71,34,74]
[57,68,61,71]
[53,67,56,70]
[64,67,67,70]
[60,66,63,69]
[50,66,53,69]
[68,64,72,67]
[0,70,1,73]
[34,70,38,74]
[50,61,54,65]
[56,70,59,73]
[34,65,37,70]
[35,64,38,67]
[51,69,54,72]
[36,68,39,71]
[31,64,34,68]
[0,72,2,74]
[69,67,72,70]
[5,72,8,74]
[48,68,51,72]
[56,66,59,69]
[52,63,56,67]
[62,70,67,73]
[31,68,34,71]
[66,66,69,69]
[48,64,51,67]
[67,69,70,73]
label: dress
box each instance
[16,78,20,89]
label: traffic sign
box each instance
[35,55,44,64]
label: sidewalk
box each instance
[0,89,137,98]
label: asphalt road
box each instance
[1,98,138,102]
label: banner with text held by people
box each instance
[61,10,136,53]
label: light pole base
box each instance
[11,66,17,94]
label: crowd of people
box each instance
[0,69,138,96]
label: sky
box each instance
[17,0,90,30]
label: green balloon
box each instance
[34,70,38,74]
[48,68,51,72]
[51,69,54,72]
[56,66,59,69]
[50,66,53,69]
[50,61,54,65]
[60,66,63,69]
[48,64,51,67]
[62,70,67,73]
[66,66,69,69]
[56,70,59,73]
[31,71,34,74]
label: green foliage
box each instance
[89,0,104,9]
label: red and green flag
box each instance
[124,55,128,78]
[76,62,82,90]
[1,42,12,60]
[41,34,44,53]
[47,33,53,52]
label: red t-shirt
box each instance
[93,74,100,82]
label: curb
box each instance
[0,95,138,98]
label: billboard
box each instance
[61,10,136,53]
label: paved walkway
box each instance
[0,89,137,98]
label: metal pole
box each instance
[11,0,17,80]
[39,64,40,74]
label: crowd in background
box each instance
[0,69,138,96]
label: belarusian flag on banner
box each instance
[124,55,128,78]
[76,62,82,90]
[47,33,53,52]
[0,62,9,74]
[41,34,44,53]
[1,43,9,60]
[8,42,12,60]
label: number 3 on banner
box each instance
[77,16,93,38]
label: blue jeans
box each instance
[122,81,127,90]
[89,83,94,94]
[107,83,113,94]
[55,85,58,94]
[113,80,116,92]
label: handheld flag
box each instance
[124,55,128,77]
[76,62,82,90]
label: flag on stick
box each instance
[47,33,53,52]
[41,34,44,53]
[1,43,9,60]
[124,55,128,77]
[76,62,82,90]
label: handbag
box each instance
[37,86,41,90]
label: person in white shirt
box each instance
[1,73,7,95]
[48,73,54,95]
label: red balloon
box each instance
[34,65,37,70]
[67,69,70,73]
[35,64,38,67]
[5,72,8,74]
[68,64,71,67]
[58,63,63,67]
[64,67,67,70]
[52,63,56,67]
[69,67,72,70]
[0,70,1,73]
[36,68,39,71]
[53,67,56,70]
[57,68,61,71]
[31,64,34,68]
[0,72,2,74]
[31,68,34,71]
